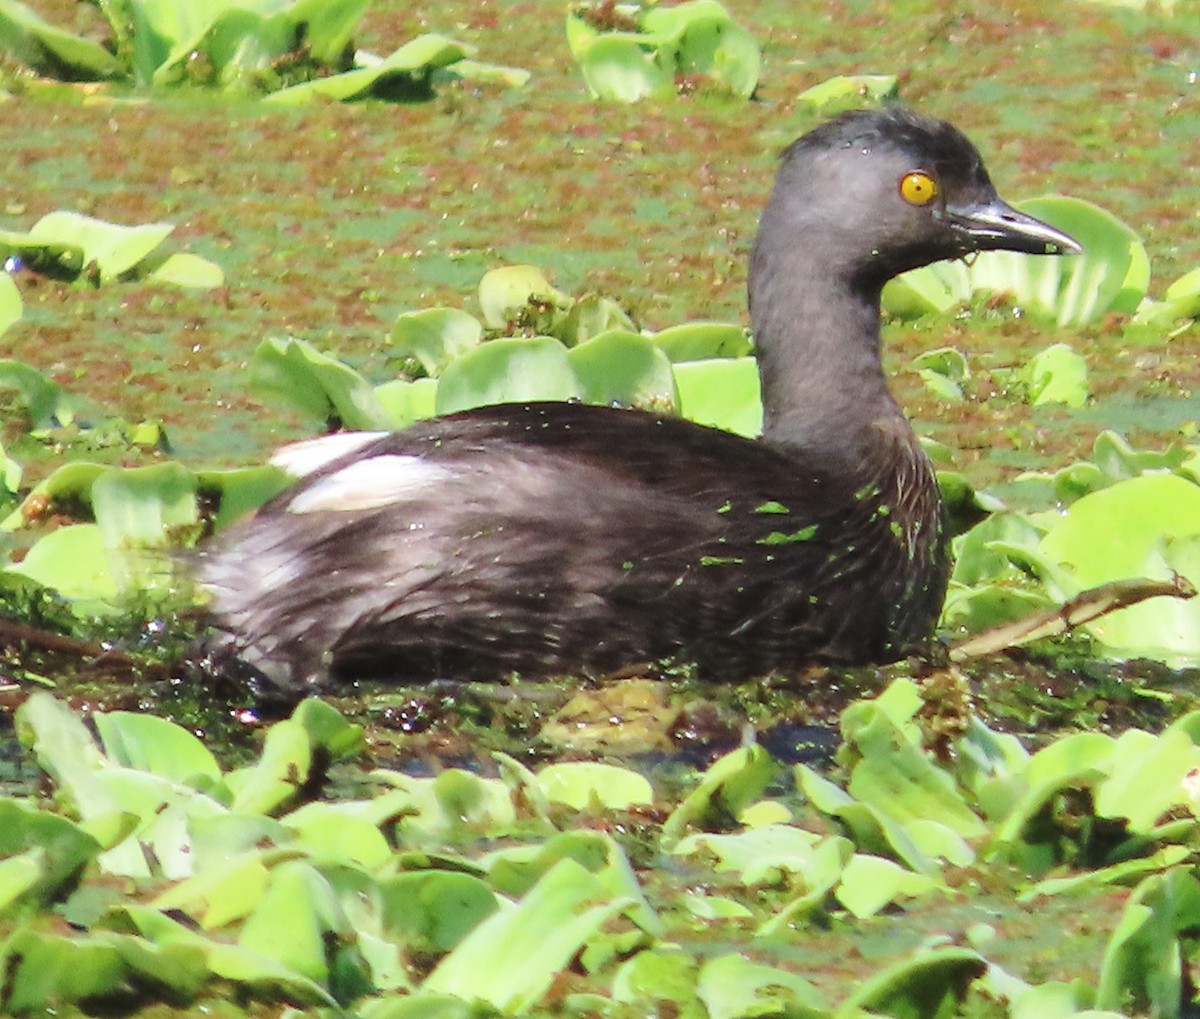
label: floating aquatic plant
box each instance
[0,0,527,99]
[885,196,1149,328]
[565,0,760,102]
[2,680,1199,1014]
[0,211,222,287]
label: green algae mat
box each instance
[2,0,1200,1015]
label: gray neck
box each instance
[749,243,907,476]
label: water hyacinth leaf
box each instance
[838,946,987,1019]
[883,260,970,318]
[1095,868,1200,1015]
[135,0,371,88]
[969,197,1148,327]
[196,465,291,531]
[279,804,389,868]
[798,73,899,112]
[4,524,117,604]
[151,851,271,929]
[1135,266,1200,325]
[652,321,752,361]
[1038,474,1200,661]
[575,34,674,102]
[567,330,678,409]
[390,307,483,375]
[611,949,699,1008]
[990,732,1116,860]
[662,744,776,842]
[0,0,124,78]
[892,197,1145,326]
[423,857,632,1012]
[0,273,19,335]
[1018,342,1088,407]
[377,871,498,953]
[0,801,101,909]
[697,953,828,1019]
[92,930,211,1004]
[841,700,987,839]
[374,377,439,429]
[0,358,77,430]
[535,761,654,810]
[94,711,222,787]
[1094,718,1200,833]
[0,930,126,1013]
[27,211,174,283]
[485,830,661,935]
[560,294,637,345]
[477,264,570,330]
[250,337,395,430]
[238,860,352,985]
[640,1,760,96]
[683,893,754,920]
[795,764,935,875]
[357,994,480,1019]
[913,347,969,402]
[92,462,198,548]
[1023,846,1191,901]
[835,854,938,919]
[148,251,225,288]
[673,357,762,436]
[673,823,835,885]
[265,35,470,104]
[435,336,582,414]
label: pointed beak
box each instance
[947,199,1083,256]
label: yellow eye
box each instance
[899,171,938,206]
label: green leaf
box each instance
[477,264,570,330]
[378,870,498,953]
[435,336,582,414]
[1019,342,1088,407]
[0,801,101,910]
[662,744,777,842]
[536,761,654,811]
[673,357,762,436]
[238,860,350,985]
[0,358,76,429]
[265,35,471,104]
[894,197,1146,327]
[0,0,125,79]
[250,336,396,430]
[148,251,225,288]
[838,946,987,1019]
[4,524,117,604]
[390,307,483,375]
[28,211,174,283]
[1038,474,1200,661]
[1095,868,1200,1016]
[652,321,751,361]
[373,376,439,428]
[697,953,828,1019]
[94,711,222,786]
[0,273,20,336]
[423,857,631,1012]
[798,73,899,112]
[834,854,937,919]
[567,330,678,409]
[0,930,126,1013]
[575,34,673,102]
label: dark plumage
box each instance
[199,107,1079,693]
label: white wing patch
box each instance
[270,432,390,478]
[287,455,454,514]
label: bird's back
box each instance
[200,402,946,692]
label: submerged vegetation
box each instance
[1,0,1200,1014]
